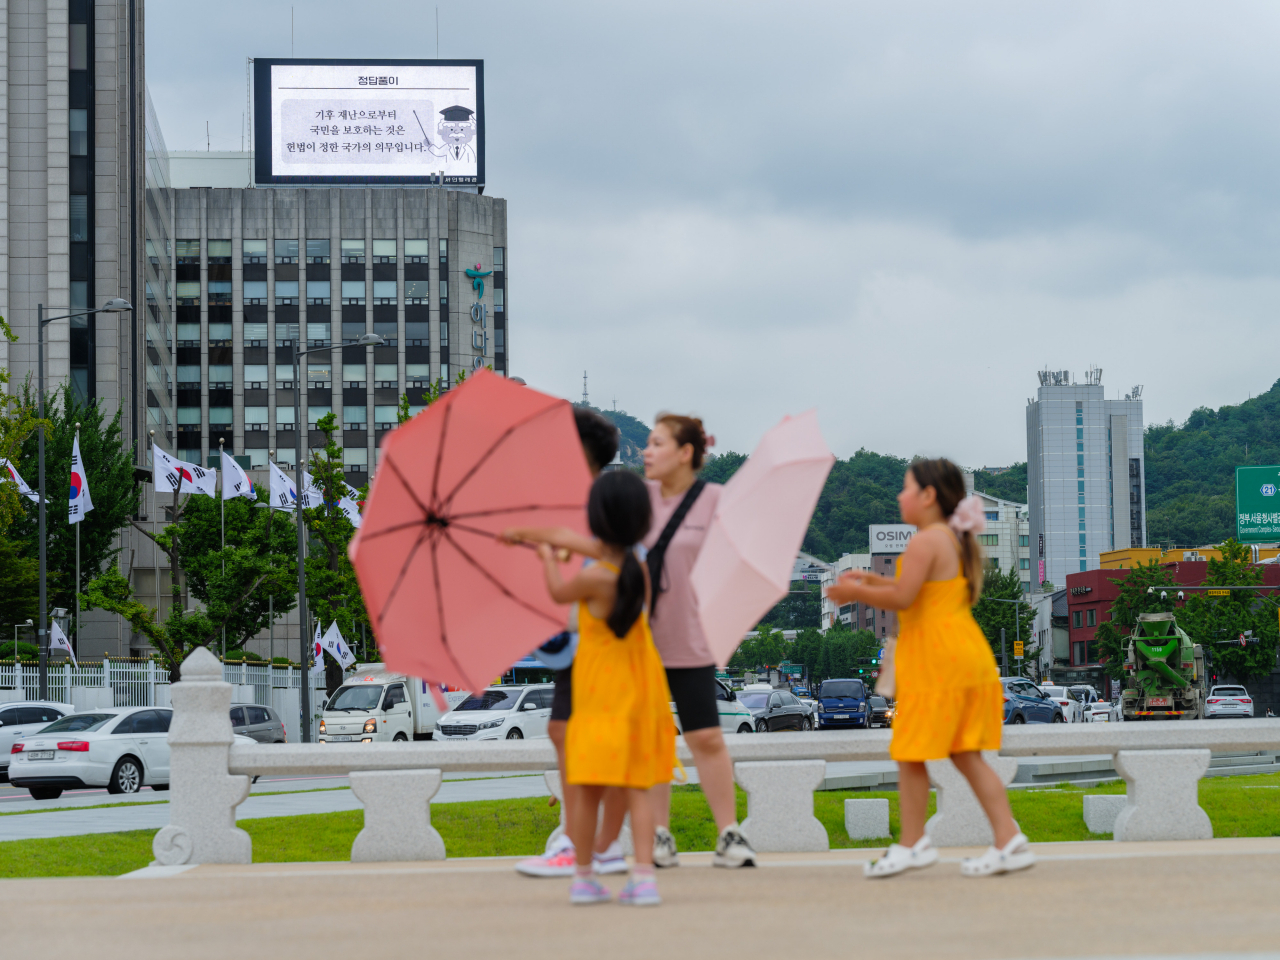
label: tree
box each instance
[699,451,746,485]
[0,535,39,635]
[10,384,140,630]
[756,581,822,631]
[1092,560,1179,683]
[972,567,1037,676]
[0,316,45,533]
[1179,539,1279,684]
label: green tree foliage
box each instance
[755,581,821,631]
[730,623,879,684]
[1092,560,1179,682]
[10,385,140,626]
[1145,377,1280,545]
[583,404,651,468]
[972,567,1038,676]
[1179,539,1280,684]
[972,463,1027,503]
[0,316,45,532]
[803,450,910,561]
[698,451,746,485]
[0,536,39,636]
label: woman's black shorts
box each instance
[550,666,573,722]
[666,665,720,733]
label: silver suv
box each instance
[1205,686,1253,719]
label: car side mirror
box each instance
[522,701,538,710]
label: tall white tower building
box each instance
[1026,368,1145,592]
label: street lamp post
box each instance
[986,596,1025,678]
[37,298,132,700]
[292,332,382,741]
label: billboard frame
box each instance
[1235,465,1280,544]
[252,57,485,187]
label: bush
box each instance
[0,641,40,661]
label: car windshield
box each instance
[819,681,864,699]
[36,713,115,733]
[454,689,521,711]
[326,685,385,712]
[870,697,886,707]
[738,693,770,710]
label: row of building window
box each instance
[178,407,410,428]
[174,238,489,264]
[172,280,503,309]
[175,364,429,385]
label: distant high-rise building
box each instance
[1026,368,1145,591]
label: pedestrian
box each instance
[826,458,1034,878]
[533,470,674,905]
[512,407,630,879]
[641,414,755,869]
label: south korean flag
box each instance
[221,449,257,501]
[152,443,184,493]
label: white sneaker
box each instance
[516,833,575,877]
[712,824,757,868]
[653,825,679,868]
[863,835,938,878]
[593,840,629,875]
[960,832,1035,877]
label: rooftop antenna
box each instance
[206,120,210,151]
[291,7,294,57]
[436,6,440,58]
[582,371,589,405]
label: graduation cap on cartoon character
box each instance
[439,105,475,122]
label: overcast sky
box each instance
[147,1,1280,469]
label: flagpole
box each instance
[268,450,274,666]
[219,438,225,662]
[75,423,80,652]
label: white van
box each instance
[318,665,469,743]
[434,685,554,740]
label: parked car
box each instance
[8,707,175,799]
[1206,685,1254,719]
[1001,678,1065,724]
[790,685,812,699]
[230,704,287,742]
[737,685,813,732]
[672,678,754,735]
[816,678,870,729]
[0,701,74,780]
[320,666,471,743]
[1087,700,1120,722]
[1039,685,1086,723]
[868,695,893,728]
[434,685,554,740]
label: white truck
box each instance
[317,665,469,743]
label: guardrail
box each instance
[154,647,1280,865]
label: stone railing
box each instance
[155,648,1280,865]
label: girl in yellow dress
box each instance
[826,458,1033,878]
[535,470,675,905]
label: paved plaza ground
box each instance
[6,838,1280,959]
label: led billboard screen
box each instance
[253,58,484,185]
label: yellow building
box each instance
[1099,545,1280,569]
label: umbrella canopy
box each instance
[690,409,834,667]
[350,370,591,691]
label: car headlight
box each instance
[478,718,505,731]
[363,718,377,734]
[318,719,326,734]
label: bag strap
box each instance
[646,479,706,620]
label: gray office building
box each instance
[1026,369,1145,591]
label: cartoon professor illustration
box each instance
[421,104,477,165]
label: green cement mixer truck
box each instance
[1120,611,1206,721]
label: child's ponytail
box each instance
[587,471,654,638]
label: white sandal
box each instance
[864,835,938,878]
[960,832,1035,877]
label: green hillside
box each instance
[973,463,1027,503]
[577,404,650,467]
[1145,377,1280,546]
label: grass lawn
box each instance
[3,773,1280,879]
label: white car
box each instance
[435,685,553,740]
[1039,686,1086,723]
[0,701,74,779]
[1206,685,1254,719]
[9,707,174,800]
[1087,700,1120,722]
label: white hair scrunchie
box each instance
[947,495,987,535]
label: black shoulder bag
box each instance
[646,479,706,621]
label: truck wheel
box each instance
[393,732,408,741]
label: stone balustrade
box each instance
[155,648,1280,865]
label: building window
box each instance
[275,280,299,305]
[243,280,267,304]
[276,406,296,427]
[307,280,331,305]
[244,406,269,430]
[244,239,267,264]
[70,109,88,156]
[344,405,367,429]
[244,322,268,346]
[494,288,504,312]
[374,363,398,388]
[1072,611,1082,629]
[493,246,504,270]
[208,240,232,264]
[439,238,448,263]
[344,447,370,470]
[373,280,396,303]
[274,364,295,387]
[275,240,299,264]
[307,406,333,428]
[406,363,430,385]
[439,279,448,302]
[343,363,366,387]
[374,405,398,429]
[208,365,232,388]
[1079,534,1087,546]
[342,280,366,305]
[405,280,429,304]
[306,361,332,386]
[341,239,365,264]
[243,365,268,389]
[977,534,998,546]
[1076,427,1084,440]
[175,282,200,306]
[1018,535,1029,547]
[405,239,430,263]
[209,323,232,346]
[372,239,396,263]
[1019,558,1030,570]
[984,511,998,522]
[70,195,88,242]
[209,407,233,427]
[1086,609,1096,627]
[306,239,330,264]
[209,281,231,305]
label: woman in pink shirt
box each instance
[643,415,756,870]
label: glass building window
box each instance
[343,364,366,386]
[177,408,201,426]
[307,405,332,427]
[494,288,504,312]
[341,280,366,304]
[276,406,296,426]
[406,364,430,384]
[176,366,201,385]
[439,322,449,346]
[405,280,429,303]
[341,240,365,263]
[244,240,267,264]
[1076,428,1084,440]
[372,239,396,263]
[374,364,398,387]
[493,247,504,270]
[374,405,398,428]
[439,279,448,302]
[344,405,367,428]
[70,22,88,69]
[275,280,299,304]
[1087,609,1097,627]
[209,281,232,304]
[405,239,429,263]
[176,324,200,346]
[176,240,200,264]
[307,322,331,345]
[1018,535,1030,547]
[244,406,269,430]
[439,238,448,262]
[70,109,88,156]
[243,280,267,303]
[209,407,233,426]
[977,534,998,546]
[1072,611,1082,629]
[307,361,332,385]
[70,196,88,242]
[344,447,369,468]
[306,239,330,264]
[243,365,268,388]
[208,240,232,264]
[247,450,268,468]
[175,282,200,306]
[243,322,268,345]
[307,280,331,304]
[275,364,295,386]
[1019,558,1030,570]
[70,280,88,310]
[372,280,396,303]
[208,323,232,345]
[275,239,299,264]
[208,365,232,388]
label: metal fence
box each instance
[0,658,326,710]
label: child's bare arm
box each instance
[502,525,603,560]
[538,542,608,604]
[824,530,945,611]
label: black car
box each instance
[1001,677,1066,724]
[868,695,893,728]
[816,678,870,729]
[737,688,812,732]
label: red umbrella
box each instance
[350,370,590,692]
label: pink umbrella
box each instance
[349,370,591,692]
[690,409,835,667]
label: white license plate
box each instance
[328,735,353,741]
[27,751,54,760]
[834,714,848,719]
[1147,697,1171,707]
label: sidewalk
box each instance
[5,839,1280,959]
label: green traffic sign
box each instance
[1235,466,1280,543]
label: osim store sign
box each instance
[870,524,917,554]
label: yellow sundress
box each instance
[565,565,676,789]
[889,533,1004,762]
